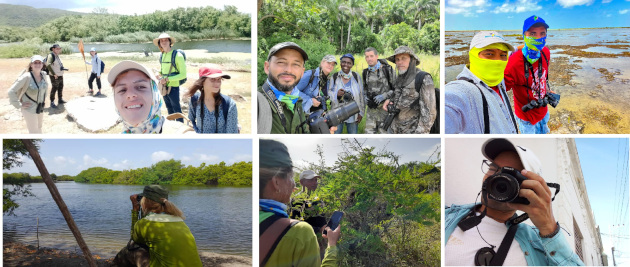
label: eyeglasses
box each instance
[32,62,43,65]
[481,160,500,175]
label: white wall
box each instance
[445,137,604,265]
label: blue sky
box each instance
[446,0,630,31]
[5,139,252,176]
[576,138,629,266]
[0,0,253,15]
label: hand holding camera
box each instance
[484,167,558,235]
[130,194,142,211]
[505,169,558,236]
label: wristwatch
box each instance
[539,222,560,238]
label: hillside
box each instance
[0,4,84,27]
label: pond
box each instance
[3,182,252,258]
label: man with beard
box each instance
[363,47,395,134]
[257,42,336,134]
[382,46,436,134]
[296,55,337,113]
[444,138,584,266]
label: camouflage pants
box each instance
[49,75,64,102]
[365,107,391,134]
[113,240,150,267]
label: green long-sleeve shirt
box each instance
[130,210,202,267]
[260,210,338,267]
[159,49,187,87]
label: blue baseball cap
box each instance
[523,15,549,34]
[340,53,355,64]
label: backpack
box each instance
[160,49,187,85]
[190,92,232,133]
[259,215,300,266]
[100,59,105,74]
[42,52,55,65]
[362,59,394,92]
[413,71,439,134]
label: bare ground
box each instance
[0,50,252,134]
[3,241,252,267]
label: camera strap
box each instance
[262,82,289,133]
[25,72,43,104]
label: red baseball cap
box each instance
[199,67,231,79]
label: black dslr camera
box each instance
[482,166,530,205]
[35,102,45,114]
[378,101,400,131]
[311,95,329,112]
[308,99,360,134]
[522,93,561,112]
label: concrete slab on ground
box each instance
[65,96,120,132]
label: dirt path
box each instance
[0,51,252,134]
[3,241,252,267]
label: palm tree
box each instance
[408,0,439,30]
[339,0,366,51]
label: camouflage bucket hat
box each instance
[387,46,420,66]
[139,185,168,204]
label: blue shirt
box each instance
[445,203,585,266]
[445,66,518,134]
[296,67,327,112]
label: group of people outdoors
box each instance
[8,33,239,134]
[445,15,555,134]
[257,42,437,134]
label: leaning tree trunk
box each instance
[21,139,97,267]
[418,17,422,31]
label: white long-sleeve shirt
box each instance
[85,55,102,74]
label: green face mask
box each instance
[468,44,509,87]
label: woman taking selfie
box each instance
[8,55,48,134]
[186,66,239,133]
[108,60,168,134]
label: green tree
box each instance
[2,139,41,216]
[301,139,440,266]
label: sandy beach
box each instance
[0,50,252,134]
[3,240,252,267]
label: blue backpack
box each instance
[160,49,187,85]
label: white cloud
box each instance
[557,0,594,8]
[492,0,542,13]
[606,14,612,17]
[112,159,131,170]
[83,154,108,166]
[151,151,174,162]
[181,156,193,164]
[620,9,629,14]
[602,0,612,3]
[53,156,76,166]
[196,153,220,164]
[446,0,488,16]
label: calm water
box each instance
[3,182,252,257]
[69,39,251,53]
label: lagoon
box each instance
[3,182,252,258]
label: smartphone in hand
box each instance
[323,211,343,235]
